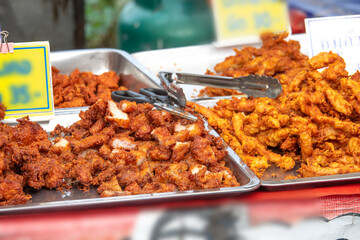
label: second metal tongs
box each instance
[158,71,283,99]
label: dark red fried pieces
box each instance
[0,99,239,206]
[52,99,240,197]
[0,103,6,120]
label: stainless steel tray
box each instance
[51,48,161,115]
[192,97,360,191]
[0,120,260,214]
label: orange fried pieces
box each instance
[0,103,6,120]
[52,67,128,108]
[191,33,360,179]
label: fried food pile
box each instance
[52,67,128,108]
[0,117,58,206]
[188,32,360,179]
[199,32,309,97]
[0,100,239,206]
[0,103,5,120]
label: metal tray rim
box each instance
[0,182,260,214]
[261,171,360,189]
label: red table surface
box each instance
[1,183,360,239]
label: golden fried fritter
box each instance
[200,32,309,97]
[189,33,360,179]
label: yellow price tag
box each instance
[212,0,290,46]
[0,42,54,120]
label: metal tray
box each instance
[192,97,360,191]
[51,48,161,115]
[0,119,260,214]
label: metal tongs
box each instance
[158,71,282,100]
[111,88,197,121]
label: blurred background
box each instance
[1,1,360,239]
[0,0,359,52]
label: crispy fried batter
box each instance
[0,117,69,205]
[199,32,309,97]
[52,67,128,108]
[189,32,360,179]
[0,174,31,206]
[29,99,237,205]
[0,103,6,120]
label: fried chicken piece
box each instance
[215,97,256,113]
[190,164,224,189]
[152,161,193,190]
[308,52,348,82]
[345,138,360,156]
[124,182,142,195]
[148,145,172,161]
[70,151,112,188]
[97,176,124,197]
[89,118,106,134]
[171,142,191,162]
[11,116,51,151]
[105,100,130,128]
[147,110,173,127]
[0,174,31,206]
[21,155,66,189]
[256,128,290,147]
[340,77,360,103]
[129,112,153,140]
[173,119,204,139]
[0,103,6,120]
[110,135,137,151]
[202,32,309,97]
[0,151,7,175]
[117,165,140,187]
[208,165,240,187]
[151,126,173,147]
[232,112,295,172]
[71,134,110,154]
[316,80,353,116]
[191,136,218,165]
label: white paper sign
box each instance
[305,15,360,74]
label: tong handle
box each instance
[166,72,282,99]
[174,73,267,89]
[139,88,171,104]
[111,90,152,104]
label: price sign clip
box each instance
[0,30,14,54]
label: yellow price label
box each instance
[212,0,290,45]
[0,42,54,120]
